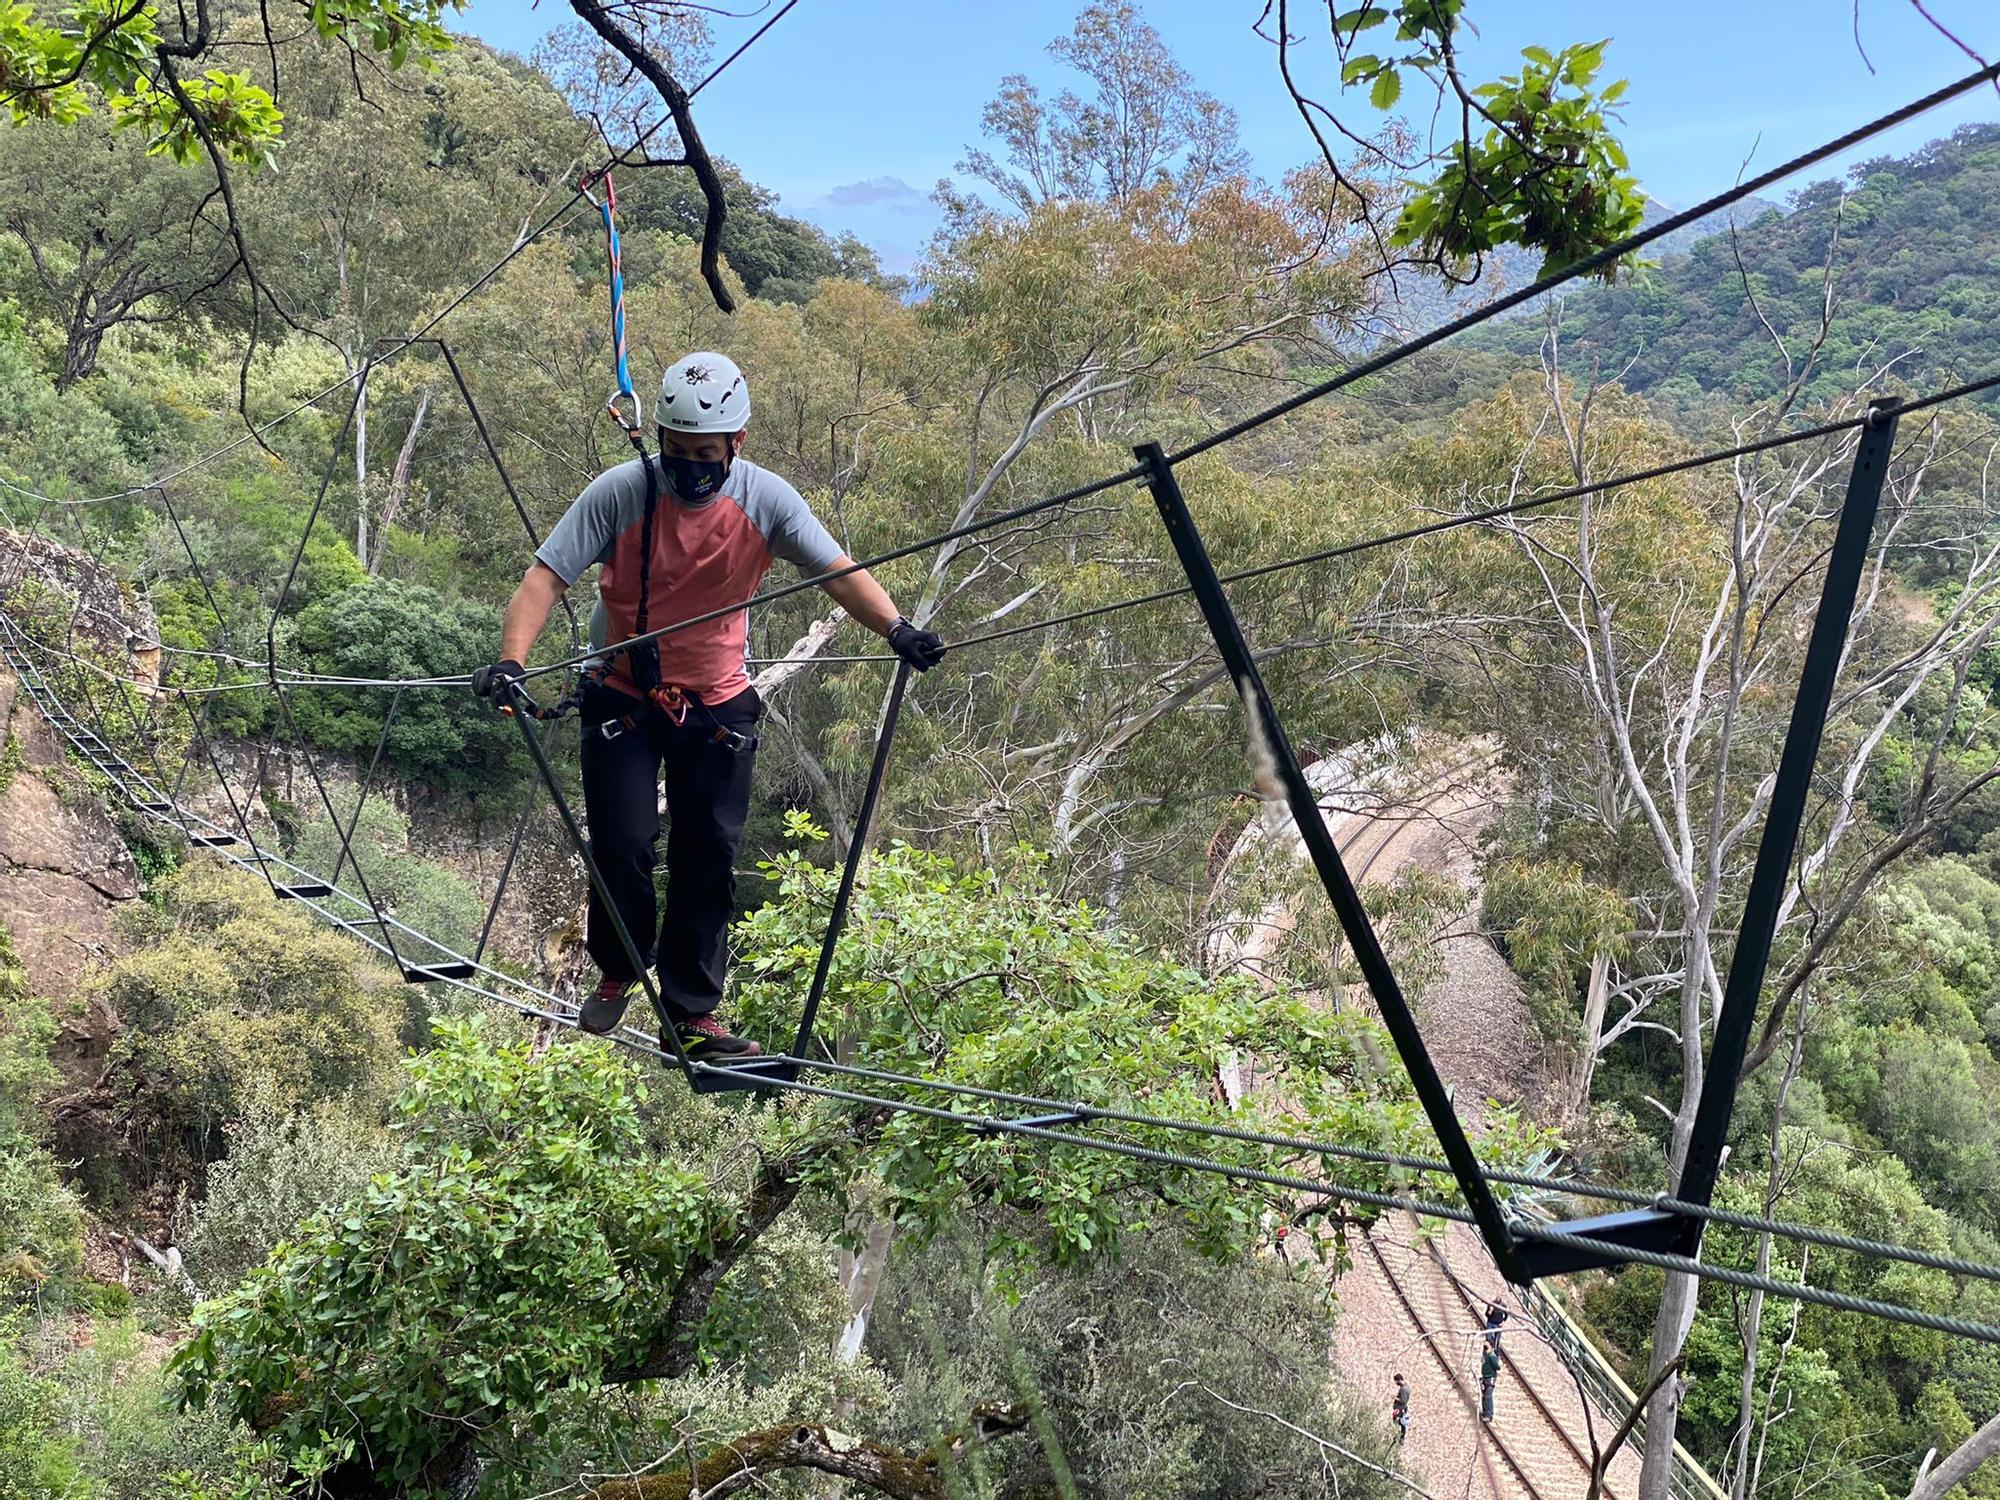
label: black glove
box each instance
[471,658,526,702]
[886,618,946,672]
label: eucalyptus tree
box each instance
[1406,328,2000,1497]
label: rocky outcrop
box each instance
[2,529,162,677]
[0,671,141,996]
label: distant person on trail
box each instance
[1480,1342,1501,1423]
[474,351,945,1061]
[1483,1300,1510,1348]
[1391,1372,1411,1443]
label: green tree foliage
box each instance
[0,1318,87,1500]
[958,1,1248,213]
[733,825,1551,1267]
[0,1,459,163]
[618,159,888,303]
[286,790,486,981]
[180,1095,394,1294]
[1311,2,1645,278]
[0,111,230,384]
[170,833,1550,1487]
[1482,856,1628,1056]
[1390,41,1643,276]
[83,864,400,1188]
[1808,859,2000,1233]
[0,296,150,492]
[288,577,521,798]
[1584,1134,2000,1500]
[173,1020,746,1488]
[872,1225,1405,1497]
[0,925,83,1297]
[1472,124,2000,407]
[0,1310,274,1500]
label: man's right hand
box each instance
[886,618,946,672]
[471,659,526,702]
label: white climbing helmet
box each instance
[657,351,751,434]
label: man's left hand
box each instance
[886,618,946,672]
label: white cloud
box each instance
[820,175,930,214]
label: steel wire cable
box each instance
[13,630,2000,1338]
[8,45,2000,1345]
[20,607,2000,1303]
[103,365,1993,696]
[1508,1226,2000,1344]
[9,589,2000,1294]
[13,472,2000,1301]
[0,44,1971,527]
[1164,59,2000,465]
[932,369,2000,658]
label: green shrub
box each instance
[0,1319,86,1500]
[286,792,484,986]
[84,866,401,1188]
[0,928,83,1295]
[173,1020,741,1488]
[288,578,521,800]
[182,1094,392,1295]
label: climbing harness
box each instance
[590,681,761,755]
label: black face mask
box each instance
[657,430,731,505]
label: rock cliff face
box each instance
[0,670,141,996]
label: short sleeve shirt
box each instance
[536,455,843,702]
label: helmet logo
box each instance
[683,363,713,385]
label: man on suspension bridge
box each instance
[474,351,945,1060]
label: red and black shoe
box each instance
[577,977,635,1035]
[673,1014,762,1061]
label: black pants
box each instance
[579,683,760,1022]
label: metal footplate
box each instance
[1511,1207,1694,1278]
[400,962,478,983]
[689,1057,798,1095]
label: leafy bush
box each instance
[0,1319,86,1500]
[874,1224,1404,1499]
[286,791,484,977]
[0,927,82,1295]
[288,578,521,799]
[173,1020,742,1488]
[84,865,400,1188]
[0,1314,274,1500]
[733,822,1555,1267]
[181,1094,393,1296]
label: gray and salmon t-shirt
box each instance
[536,455,843,702]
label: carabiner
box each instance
[606,388,644,439]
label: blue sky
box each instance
[473,2,2000,274]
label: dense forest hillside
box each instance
[1468,123,2000,407]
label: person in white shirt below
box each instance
[474,352,944,1061]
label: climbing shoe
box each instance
[578,977,635,1035]
[672,1014,762,1061]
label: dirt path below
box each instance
[1234,743,1640,1499]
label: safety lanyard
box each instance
[581,168,665,695]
